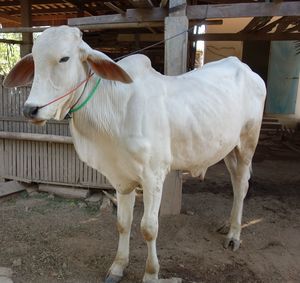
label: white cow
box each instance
[4,26,266,283]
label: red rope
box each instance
[38,73,94,109]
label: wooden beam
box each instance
[32,14,76,22]
[161,0,186,216]
[69,2,300,28]
[77,22,164,30]
[161,171,182,215]
[0,27,51,33]
[0,39,23,44]
[256,16,300,33]
[39,184,90,199]
[285,25,300,33]
[63,0,95,16]
[104,2,125,15]
[128,0,154,8]
[0,12,20,24]
[0,19,221,33]
[68,8,166,26]
[160,0,168,8]
[20,0,32,57]
[189,32,300,41]
[0,0,76,6]
[0,132,73,144]
[242,17,273,33]
[187,2,300,19]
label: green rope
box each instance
[69,78,101,113]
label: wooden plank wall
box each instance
[0,76,111,189]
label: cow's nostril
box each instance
[23,105,39,119]
[31,106,39,116]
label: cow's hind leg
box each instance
[223,146,253,251]
[105,191,136,283]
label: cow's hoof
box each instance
[105,274,122,283]
[224,237,240,251]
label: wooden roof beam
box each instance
[128,0,154,8]
[69,2,300,27]
[62,0,95,16]
[0,11,20,23]
[68,8,166,26]
[104,2,125,15]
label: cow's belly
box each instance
[169,117,241,176]
[171,136,237,175]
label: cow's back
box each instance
[164,57,266,172]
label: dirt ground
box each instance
[0,141,300,283]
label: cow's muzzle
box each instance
[23,104,39,119]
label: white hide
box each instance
[5,26,266,283]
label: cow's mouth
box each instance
[30,119,47,126]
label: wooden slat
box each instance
[27,140,32,180]
[43,142,48,181]
[47,142,52,182]
[20,140,24,179]
[34,142,41,180]
[0,139,4,177]
[12,139,16,176]
[68,144,74,184]
[63,144,68,183]
[16,140,20,177]
[88,167,93,186]
[54,143,58,182]
[83,163,88,184]
[39,142,44,181]
[7,140,11,177]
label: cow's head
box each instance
[3,26,132,125]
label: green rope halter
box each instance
[69,77,101,114]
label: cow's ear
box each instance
[80,42,132,84]
[3,54,34,88]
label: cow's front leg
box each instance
[105,191,136,283]
[141,181,163,282]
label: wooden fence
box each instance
[0,76,111,189]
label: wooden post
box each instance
[160,0,188,215]
[20,0,33,57]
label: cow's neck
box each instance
[71,75,128,139]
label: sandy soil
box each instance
[0,143,300,283]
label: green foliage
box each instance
[0,33,21,75]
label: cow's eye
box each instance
[59,56,70,63]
